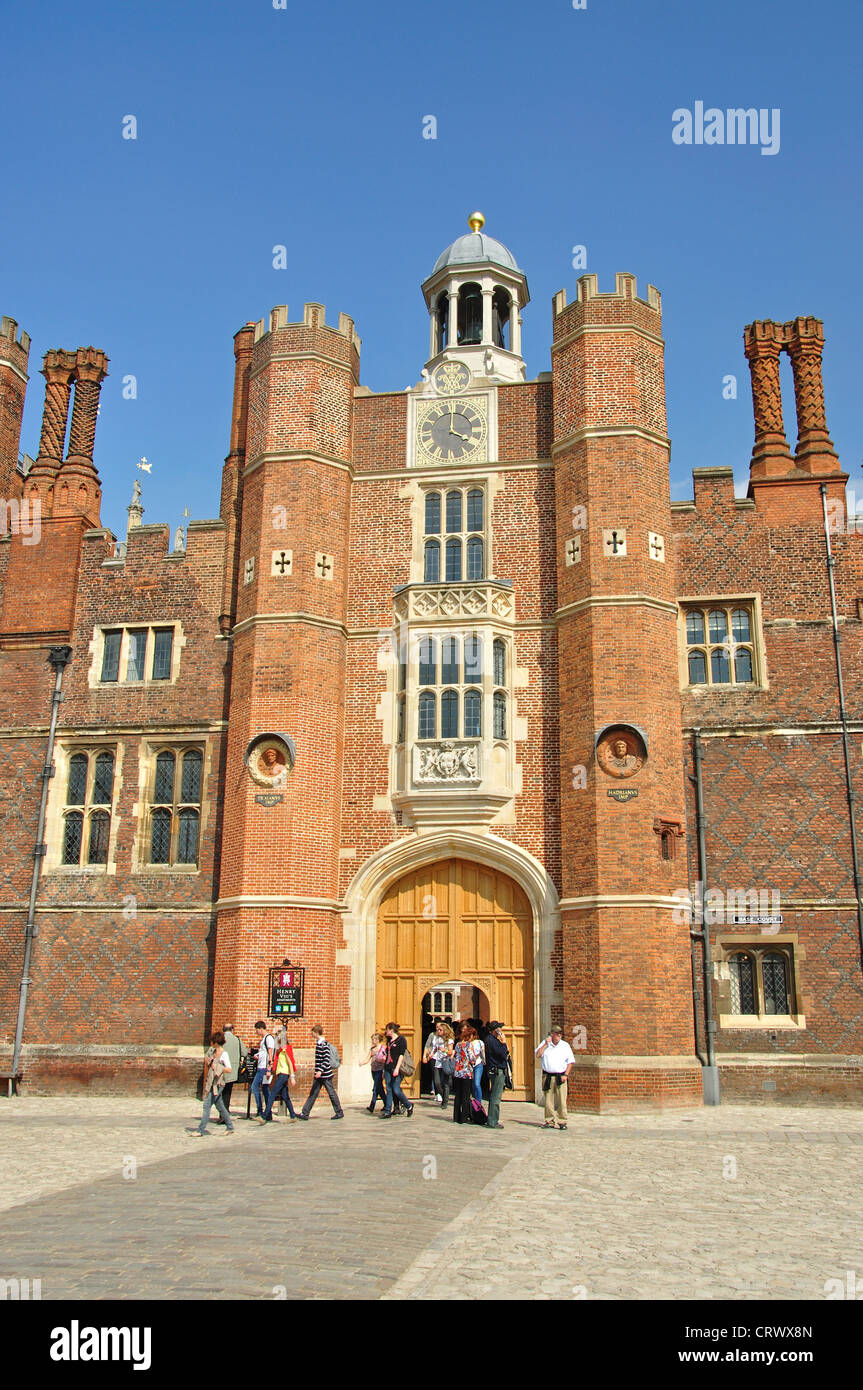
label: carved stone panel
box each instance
[413,741,481,784]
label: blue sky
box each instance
[3,0,861,537]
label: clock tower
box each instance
[420,211,529,385]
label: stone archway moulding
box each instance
[336,828,560,1101]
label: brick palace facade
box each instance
[1,215,861,1109]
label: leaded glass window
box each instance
[466,536,483,580]
[493,639,506,687]
[101,630,122,682]
[441,689,458,738]
[464,634,482,682]
[425,491,441,534]
[441,637,460,685]
[729,953,756,1014]
[151,807,172,864]
[445,537,462,582]
[424,540,440,582]
[684,603,757,687]
[418,692,436,739]
[763,952,789,1015]
[464,689,481,738]
[149,745,204,866]
[59,748,115,867]
[88,811,110,865]
[419,638,437,687]
[493,691,506,740]
[152,628,174,681]
[728,948,794,1018]
[126,629,147,681]
[67,754,87,805]
[62,811,83,866]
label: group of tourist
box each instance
[192,1016,575,1135]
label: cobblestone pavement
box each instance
[1,1096,862,1300]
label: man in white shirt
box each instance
[535,1025,576,1130]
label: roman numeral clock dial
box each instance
[416,397,488,464]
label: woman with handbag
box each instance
[261,1035,298,1123]
[191,1031,234,1136]
[362,1032,388,1112]
[424,1021,455,1107]
[452,1024,483,1124]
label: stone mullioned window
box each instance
[682,600,760,687]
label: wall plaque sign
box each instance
[255,793,284,807]
[607,788,639,802]
[269,966,305,1017]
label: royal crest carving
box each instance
[414,741,481,783]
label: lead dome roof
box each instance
[432,231,520,275]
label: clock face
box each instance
[417,398,487,463]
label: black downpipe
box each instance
[11,645,72,1081]
[691,728,720,1102]
[820,484,863,976]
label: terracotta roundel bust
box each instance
[596,730,645,780]
[249,740,291,788]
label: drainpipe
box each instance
[11,645,72,1081]
[691,728,720,1103]
[820,484,863,975]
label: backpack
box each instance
[327,1042,341,1070]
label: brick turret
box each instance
[0,316,30,504]
[213,303,361,1046]
[551,272,702,1110]
[218,321,256,632]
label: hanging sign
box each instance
[269,966,305,1017]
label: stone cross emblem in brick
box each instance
[603,528,627,557]
[271,549,293,576]
[315,553,334,580]
[649,532,665,562]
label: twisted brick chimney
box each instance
[26,349,78,514]
[745,315,844,522]
[52,347,108,526]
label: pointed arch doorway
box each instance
[376,858,534,1099]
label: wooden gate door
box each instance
[376,858,533,1099]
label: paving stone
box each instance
[2,1097,863,1299]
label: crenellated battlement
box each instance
[553,272,662,319]
[0,316,30,372]
[252,302,361,354]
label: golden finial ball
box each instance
[467,211,485,233]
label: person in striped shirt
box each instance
[296,1024,344,1120]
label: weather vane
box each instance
[136,456,152,473]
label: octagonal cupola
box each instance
[422,212,530,383]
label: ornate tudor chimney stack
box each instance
[26,349,78,514]
[745,316,844,523]
[2,343,109,644]
[52,347,108,527]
